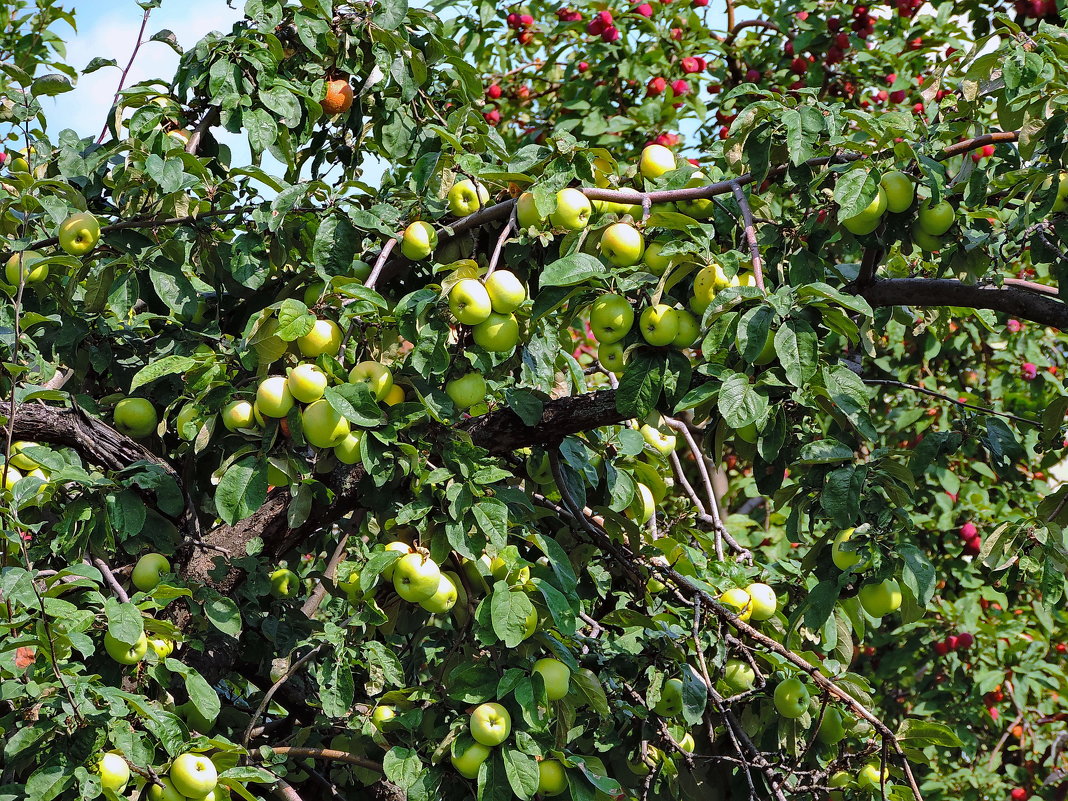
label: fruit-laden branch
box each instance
[856,277,1068,330]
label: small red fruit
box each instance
[1011,789,1028,801]
[945,635,959,651]
[933,640,949,656]
[484,110,501,125]
[671,79,690,96]
[791,56,809,74]
[956,632,974,650]
[647,76,667,96]
[577,61,589,72]
[487,84,502,99]
[635,3,654,16]
[601,25,621,42]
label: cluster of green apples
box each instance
[3,210,101,291]
[96,749,221,801]
[100,554,177,667]
[841,170,956,250]
[831,528,904,619]
[0,440,52,494]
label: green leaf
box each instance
[900,544,936,605]
[373,0,409,29]
[539,253,606,287]
[382,747,423,789]
[105,599,144,645]
[502,748,540,800]
[201,591,242,637]
[325,383,385,427]
[896,718,962,748]
[616,349,665,418]
[490,581,535,648]
[215,456,268,525]
[274,298,315,341]
[363,641,405,695]
[775,319,818,388]
[31,73,73,97]
[834,166,877,222]
[718,372,768,428]
[130,355,194,391]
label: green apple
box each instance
[1,465,23,490]
[719,587,753,621]
[532,657,571,701]
[221,399,256,431]
[113,397,158,438]
[287,364,328,403]
[516,192,545,229]
[678,732,696,753]
[829,770,853,801]
[912,225,943,251]
[754,331,776,365]
[175,404,202,440]
[384,384,405,405]
[639,304,680,347]
[393,552,441,602]
[917,199,954,236]
[590,293,634,343]
[270,568,299,598]
[297,318,343,358]
[9,441,39,471]
[744,582,777,621]
[654,677,684,717]
[538,760,568,796]
[371,704,397,730]
[150,637,175,659]
[58,212,101,256]
[484,270,527,313]
[858,578,902,618]
[147,778,186,801]
[334,431,363,465]
[401,220,437,261]
[677,172,715,218]
[818,707,847,745]
[5,250,47,285]
[419,572,459,613]
[642,240,674,275]
[97,752,130,792]
[722,659,755,692]
[132,553,170,592]
[549,188,592,230]
[598,341,626,375]
[880,171,915,213]
[693,263,731,305]
[672,309,700,348]
[842,187,887,236]
[1053,172,1068,212]
[856,763,888,792]
[640,144,676,179]
[591,198,643,217]
[446,372,487,410]
[256,375,295,418]
[599,222,645,267]
[169,752,218,798]
[449,179,490,217]
[449,278,493,325]
[349,360,394,401]
[522,605,539,639]
[627,746,662,776]
[830,527,870,571]
[773,677,810,719]
[473,312,520,351]
[103,631,149,665]
[301,400,351,448]
[382,541,414,579]
[470,702,511,746]
[451,739,491,779]
[626,481,655,525]
[640,423,676,455]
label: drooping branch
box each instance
[729,181,766,291]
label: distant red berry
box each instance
[578,61,589,72]
[1057,643,1067,653]
[835,32,850,48]
[982,144,995,157]
[875,89,889,102]
[946,635,959,651]
[796,10,809,20]
[784,41,795,56]
[745,68,761,83]
[960,521,978,540]
[486,84,502,99]
[515,85,530,100]
[1011,789,1028,801]
[908,36,923,50]
[601,25,621,42]
[654,132,680,147]
[1022,362,1039,381]
[912,102,925,114]
[598,10,614,24]
[687,158,699,166]
[670,27,683,39]
[791,56,809,74]
[671,79,690,95]
[963,539,981,556]
[825,46,844,65]
[507,12,521,27]
[517,30,534,44]
[556,8,583,21]
[635,2,654,16]
[853,5,869,17]
[692,0,709,6]
[647,76,667,96]
[681,57,702,73]
[586,17,605,34]
[956,632,974,649]
[933,640,949,656]
[827,16,841,30]
[484,109,501,125]
[889,90,906,103]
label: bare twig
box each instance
[97,5,153,144]
[864,378,1039,426]
[88,556,130,603]
[261,747,383,773]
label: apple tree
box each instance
[2,0,1068,800]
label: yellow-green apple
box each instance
[856,763,888,792]
[393,552,441,602]
[912,225,943,251]
[147,778,186,801]
[880,171,914,213]
[722,659,755,692]
[678,732,696,753]
[256,376,295,418]
[58,212,101,256]
[639,304,680,346]
[349,360,394,400]
[97,752,130,792]
[858,578,902,618]
[5,250,47,285]
[643,240,675,275]
[516,192,545,229]
[532,658,571,700]
[484,270,527,313]
[692,262,731,306]
[654,677,684,716]
[473,312,520,351]
[104,631,149,665]
[451,740,491,779]
[384,384,405,405]
[589,293,634,343]
[419,572,459,613]
[522,605,538,639]
[599,222,645,267]
[842,188,887,235]
[382,541,414,579]
[640,423,676,455]
[672,309,700,348]
[270,568,299,598]
[538,760,568,796]
[150,638,174,659]
[113,397,158,438]
[829,771,853,801]
[626,481,655,525]
[334,431,363,464]
[132,553,170,591]
[287,364,328,403]
[773,677,810,718]
[221,399,256,432]
[1053,172,1068,212]
[818,707,846,745]
[9,441,39,471]
[831,527,870,571]
[719,587,753,621]
[627,746,662,776]
[470,702,511,746]
[169,753,218,798]
[449,278,493,325]
[401,221,437,261]
[446,372,487,410]
[301,400,351,448]
[1,465,24,490]
[549,188,592,230]
[371,704,397,730]
[677,172,715,218]
[592,156,615,188]
[744,582,777,620]
[639,144,676,179]
[598,341,626,375]
[297,319,343,358]
[175,404,202,440]
[917,199,954,236]
[449,179,490,217]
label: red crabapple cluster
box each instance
[932,630,975,656]
[959,521,981,557]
